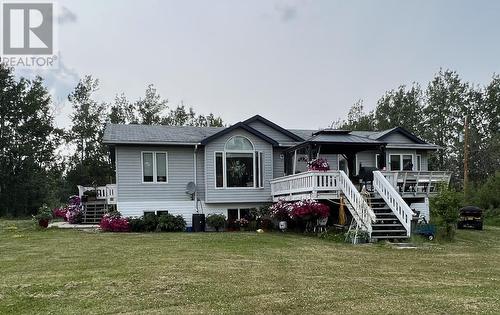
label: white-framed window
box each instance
[389,154,414,171]
[142,151,168,183]
[416,155,422,171]
[214,136,264,188]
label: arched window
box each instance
[215,136,264,188]
[225,136,254,151]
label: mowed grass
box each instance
[1,220,500,314]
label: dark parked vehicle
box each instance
[457,206,483,230]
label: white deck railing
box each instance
[338,170,376,234]
[379,171,451,195]
[77,184,117,205]
[270,171,375,234]
[270,171,339,199]
[373,171,412,237]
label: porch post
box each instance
[293,149,297,174]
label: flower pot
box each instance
[279,221,287,231]
[38,219,49,228]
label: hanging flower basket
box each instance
[307,158,330,171]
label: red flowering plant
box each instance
[270,199,292,221]
[289,199,330,221]
[100,212,130,232]
[307,158,330,171]
[53,207,68,221]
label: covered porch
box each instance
[283,129,385,179]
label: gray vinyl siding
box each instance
[205,128,273,203]
[273,148,286,178]
[196,147,205,200]
[116,145,195,202]
[382,133,415,144]
[356,151,377,170]
[247,120,296,143]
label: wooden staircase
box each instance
[368,193,409,240]
[82,200,108,224]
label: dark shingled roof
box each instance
[103,124,224,145]
[102,117,437,149]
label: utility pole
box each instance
[463,116,469,201]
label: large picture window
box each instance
[142,152,168,183]
[214,136,264,188]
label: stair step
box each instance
[372,223,403,227]
[372,229,407,233]
[371,235,410,239]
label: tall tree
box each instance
[136,84,168,125]
[66,76,113,189]
[333,100,375,131]
[0,65,61,216]
[108,93,128,124]
[375,83,424,134]
[423,69,471,184]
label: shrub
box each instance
[471,172,500,210]
[128,217,146,232]
[269,199,292,221]
[173,215,187,231]
[206,213,226,232]
[100,212,129,232]
[430,185,463,240]
[143,213,159,232]
[156,213,187,232]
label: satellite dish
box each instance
[186,182,196,195]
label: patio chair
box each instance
[314,217,328,233]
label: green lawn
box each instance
[1,220,499,314]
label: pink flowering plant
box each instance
[307,158,330,171]
[100,212,130,232]
[65,195,83,224]
[235,218,250,227]
[289,199,330,220]
[270,199,292,221]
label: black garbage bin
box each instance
[192,213,206,232]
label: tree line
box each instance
[0,65,223,217]
[334,69,499,190]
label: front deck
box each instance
[270,170,451,202]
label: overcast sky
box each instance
[17,0,500,130]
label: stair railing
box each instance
[338,171,376,234]
[373,171,413,237]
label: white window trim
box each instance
[389,154,414,171]
[416,154,422,171]
[375,154,380,169]
[215,150,264,190]
[141,151,169,184]
[214,135,264,189]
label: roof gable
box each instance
[200,122,279,146]
[243,115,304,141]
[376,127,426,144]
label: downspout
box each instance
[193,144,198,212]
